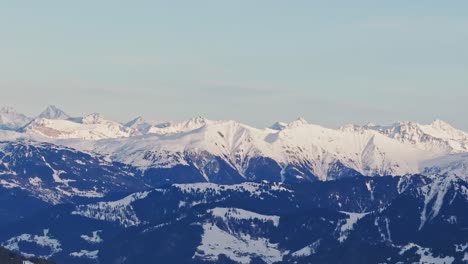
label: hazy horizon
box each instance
[2,104,467,132]
[1,1,467,130]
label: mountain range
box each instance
[1,106,468,183]
[0,105,466,263]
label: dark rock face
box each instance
[0,246,56,264]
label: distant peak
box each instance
[339,123,361,132]
[125,116,144,127]
[46,105,59,110]
[188,116,208,123]
[82,113,104,124]
[270,121,287,130]
[0,106,16,113]
[184,116,209,127]
[288,117,308,127]
[38,105,70,120]
[430,119,452,129]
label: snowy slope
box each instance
[146,116,210,135]
[358,120,468,153]
[0,107,32,130]
[1,175,465,264]
[0,140,147,204]
[124,116,151,134]
[37,105,70,120]
[2,106,468,181]
[85,118,449,181]
[23,113,139,140]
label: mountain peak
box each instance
[288,117,308,127]
[125,116,144,127]
[82,113,104,124]
[0,107,32,130]
[270,121,288,130]
[0,106,17,113]
[187,116,208,123]
[184,116,209,128]
[38,105,70,120]
[429,119,453,129]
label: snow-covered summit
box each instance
[81,113,105,124]
[361,120,468,153]
[83,117,451,181]
[37,105,70,120]
[125,116,144,128]
[1,109,467,181]
[0,107,32,130]
[125,116,165,134]
[147,116,211,135]
[286,117,309,128]
[23,113,138,140]
[270,122,288,131]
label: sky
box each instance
[0,1,467,130]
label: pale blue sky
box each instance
[1,1,467,129]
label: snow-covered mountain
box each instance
[23,113,139,140]
[37,105,70,120]
[355,119,468,153]
[124,116,165,134]
[0,106,466,264]
[0,107,32,130]
[146,116,209,135]
[1,105,468,182]
[81,117,468,182]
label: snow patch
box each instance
[209,208,280,227]
[80,230,103,244]
[400,243,455,264]
[291,240,321,257]
[70,250,99,259]
[338,212,367,243]
[2,229,62,259]
[194,223,283,264]
[72,191,150,227]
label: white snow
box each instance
[338,212,367,243]
[37,105,70,120]
[80,230,103,244]
[70,250,99,259]
[23,113,138,140]
[209,207,280,227]
[194,223,283,264]
[418,174,465,230]
[0,179,21,189]
[2,229,62,259]
[28,177,42,186]
[174,182,290,197]
[193,207,285,263]
[400,243,455,264]
[41,156,75,185]
[2,113,468,182]
[422,153,468,180]
[83,118,466,181]
[72,191,150,227]
[365,180,374,200]
[0,107,32,130]
[291,240,321,257]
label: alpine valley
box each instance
[0,106,467,264]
